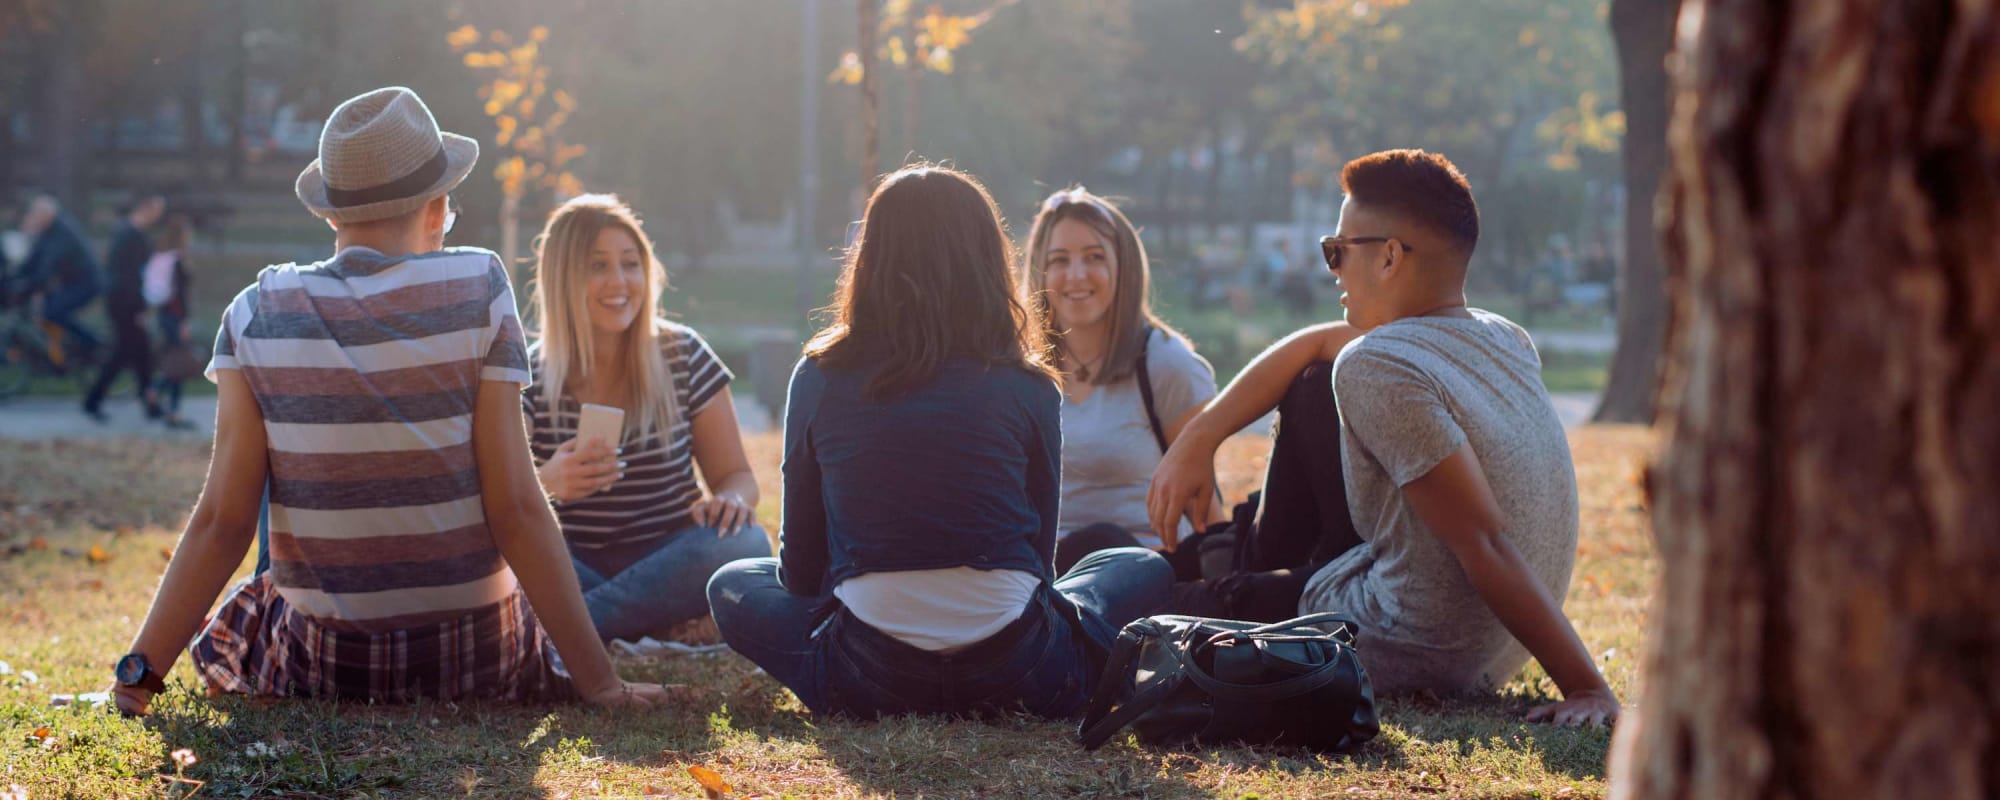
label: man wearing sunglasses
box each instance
[1148,149,1617,728]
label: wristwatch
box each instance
[114,653,166,693]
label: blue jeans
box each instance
[707,547,1171,719]
[41,282,101,356]
[569,525,773,642]
[154,309,185,413]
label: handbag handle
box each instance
[1077,674,1181,751]
[1240,612,1359,638]
[1078,623,1164,750]
[1171,632,1355,705]
[1202,612,1360,649]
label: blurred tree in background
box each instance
[449,22,586,268]
[1237,0,1622,297]
[1,0,1641,389]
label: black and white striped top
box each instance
[523,320,732,550]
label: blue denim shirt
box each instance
[12,214,100,294]
[776,355,1062,596]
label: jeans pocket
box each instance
[973,614,1088,718]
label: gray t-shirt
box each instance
[1299,309,1579,693]
[1057,328,1218,546]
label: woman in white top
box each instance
[1022,187,1221,575]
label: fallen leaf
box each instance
[31,726,51,740]
[160,547,174,561]
[87,545,110,564]
[115,525,136,538]
[688,765,732,798]
[27,537,46,550]
[643,785,669,796]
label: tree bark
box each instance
[858,0,880,190]
[904,57,919,160]
[42,0,99,209]
[1592,0,1678,424]
[180,40,209,185]
[224,0,246,184]
[1610,1,2000,798]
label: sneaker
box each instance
[81,405,109,424]
[162,415,195,431]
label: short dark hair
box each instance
[1339,149,1479,257]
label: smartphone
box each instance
[576,403,625,450]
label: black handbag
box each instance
[1076,612,1379,752]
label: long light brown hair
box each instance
[527,193,680,437]
[1021,187,1185,386]
[805,164,1055,399]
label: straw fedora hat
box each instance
[295,86,479,224]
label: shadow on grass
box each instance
[710,671,1609,798]
[1360,693,1615,783]
[139,655,773,798]
[728,705,1214,800]
[102,656,1608,798]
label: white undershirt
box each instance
[833,568,1041,652]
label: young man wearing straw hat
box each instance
[108,86,674,713]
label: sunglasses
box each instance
[1319,235,1413,272]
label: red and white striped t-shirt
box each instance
[208,246,532,632]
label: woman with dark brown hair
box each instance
[1021,188,1221,574]
[707,165,1171,720]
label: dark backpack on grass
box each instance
[1076,612,1379,753]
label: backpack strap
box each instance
[1134,325,1170,453]
[1135,324,1229,516]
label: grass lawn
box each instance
[0,425,1653,799]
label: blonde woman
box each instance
[1021,187,1221,575]
[525,194,767,642]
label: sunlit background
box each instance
[0,0,1628,423]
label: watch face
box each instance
[115,654,146,684]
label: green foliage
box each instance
[1238,0,1621,176]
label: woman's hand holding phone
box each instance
[538,437,622,502]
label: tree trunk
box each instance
[499,190,520,275]
[1203,116,1225,240]
[1609,2,2000,798]
[180,41,209,185]
[858,0,880,190]
[1590,0,1678,424]
[904,60,919,160]
[43,0,99,209]
[224,0,247,184]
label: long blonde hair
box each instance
[527,194,680,438]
